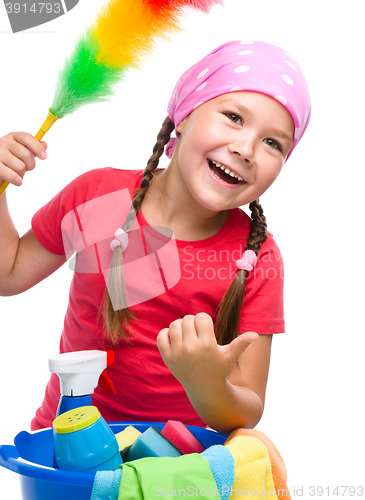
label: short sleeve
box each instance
[31,168,109,255]
[238,234,285,335]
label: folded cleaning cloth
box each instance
[224,429,291,500]
[201,445,235,500]
[91,450,230,500]
[91,469,122,500]
[118,454,218,499]
[91,429,291,500]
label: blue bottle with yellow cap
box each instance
[53,406,123,473]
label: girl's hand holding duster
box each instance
[0,132,48,187]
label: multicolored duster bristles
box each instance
[0,0,221,197]
[50,0,222,119]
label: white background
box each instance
[0,0,364,498]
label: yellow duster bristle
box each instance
[92,0,183,70]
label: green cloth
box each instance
[118,454,218,499]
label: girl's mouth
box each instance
[208,159,245,185]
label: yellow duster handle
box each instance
[0,109,59,197]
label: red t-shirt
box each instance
[30,167,285,430]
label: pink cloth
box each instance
[30,167,285,430]
[166,40,311,160]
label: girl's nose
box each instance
[228,135,255,163]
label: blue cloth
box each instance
[202,445,235,500]
[91,468,122,500]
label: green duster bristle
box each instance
[50,28,128,119]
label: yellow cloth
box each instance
[224,429,291,500]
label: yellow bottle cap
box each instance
[53,406,101,434]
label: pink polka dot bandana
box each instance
[166,40,311,161]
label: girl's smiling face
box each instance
[172,91,295,213]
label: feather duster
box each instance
[0,0,221,196]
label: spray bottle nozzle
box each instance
[49,350,116,397]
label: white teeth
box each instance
[211,160,243,182]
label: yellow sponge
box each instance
[115,426,142,459]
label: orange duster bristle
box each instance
[92,0,183,70]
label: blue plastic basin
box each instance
[0,422,228,500]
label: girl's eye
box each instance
[225,113,242,124]
[264,138,282,151]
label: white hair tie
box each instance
[110,228,129,252]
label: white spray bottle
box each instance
[48,350,116,417]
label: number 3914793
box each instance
[5,3,62,14]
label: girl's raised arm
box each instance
[0,133,67,296]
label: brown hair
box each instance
[102,116,267,345]
[214,199,267,345]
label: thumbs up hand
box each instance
[157,312,258,392]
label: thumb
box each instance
[225,331,259,364]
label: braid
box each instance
[102,116,175,345]
[122,116,175,233]
[246,199,267,252]
[214,199,267,346]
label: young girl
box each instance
[0,40,310,435]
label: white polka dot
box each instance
[286,61,297,71]
[237,50,253,55]
[240,40,255,45]
[197,68,209,79]
[284,51,295,59]
[274,95,287,105]
[234,66,250,73]
[196,82,207,91]
[230,87,243,92]
[295,127,301,139]
[193,102,203,109]
[282,74,294,85]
